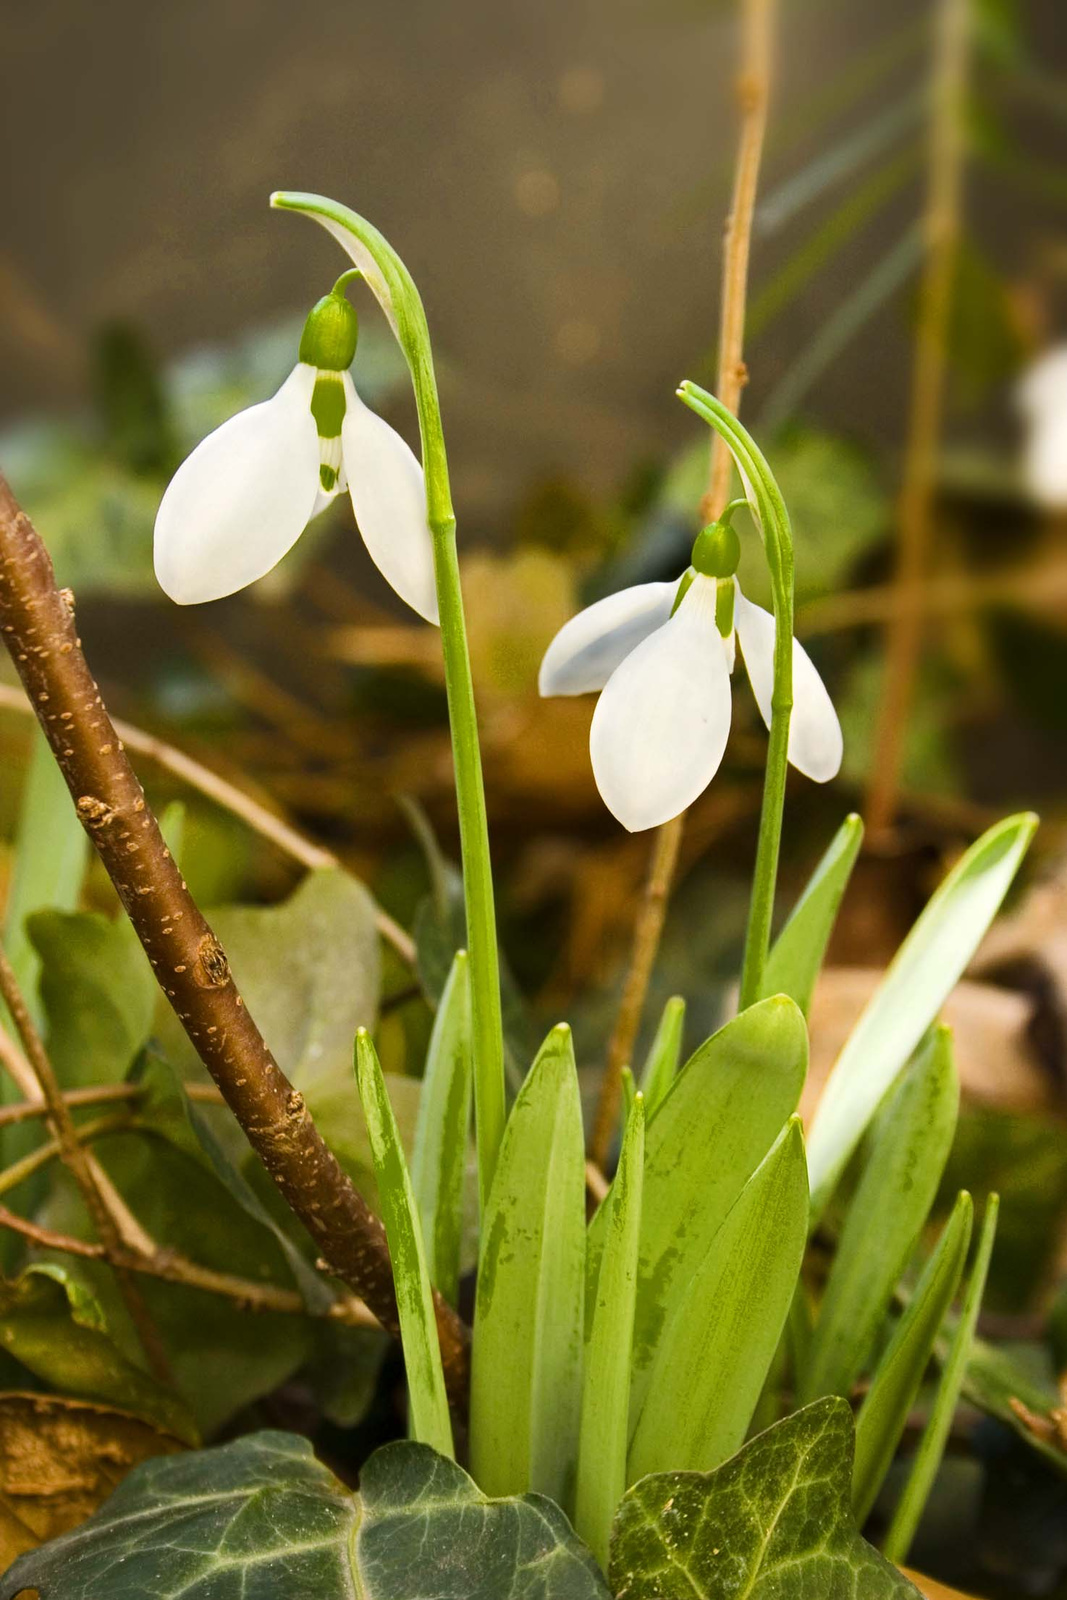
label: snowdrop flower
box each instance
[539,517,842,831]
[1017,343,1067,510]
[154,273,438,621]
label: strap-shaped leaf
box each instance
[627,1118,809,1480]
[611,1398,921,1598]
[807,813,1036,1217]
[884,1195,999,1565]
[471,1024,586,1503]
[587,996,807,1420]
[852,1191,973,1523]
[761,812,863,1016]
[801,1025,959,1403]
[575,1094,645,1568]
[411,950,472,1305]
[637,995,685,1115]
[355,1030,453,1458]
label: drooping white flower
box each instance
[539,519,842,832]
[153,276,438,621]
[1017,343,1067,510]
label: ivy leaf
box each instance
[155,867,382,1184]
[1,1432,611,1599]
[610,1398,921,1599]
[0,1265,197,1445]
[29,911,155,1089]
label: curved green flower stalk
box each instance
[676,381,795,1008]
[271,191,505,1209]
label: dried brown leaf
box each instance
[0,1391,183,1569]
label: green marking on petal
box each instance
[715,577,736,638]
[670,568,696,616]
[320,464,338,491]
[310,372,347,439]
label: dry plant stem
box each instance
[589,818,683,1168]
[0,474,469,1403]
[865,0,970,839]
[590,0,775,1169]
[0,945,171,1381]
[0,1202,376,1329]
[0,682,416,966]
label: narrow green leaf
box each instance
[762,813,864,1016]
[587,996,807,1419]
[802,1025,960,1402]
[884,1195,1000,1565]
[853,1191,973,1524]
[354,1030,453,1459]
[2,726,87,1036]
[410,950,472,1305]
[471,1024,586,1504]
[807,813,1036,1217]
[637,995,685,1114]
[620,1064,635,1122]
[627,1117,809,1480]
[575,1093,645,1569]
[611,1398,922,1599]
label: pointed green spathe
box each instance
[470,1025,586,1504]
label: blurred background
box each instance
[1,3,1067,1587]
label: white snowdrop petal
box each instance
[538,582,676,696]
[734,588,843,783]
[1023,413,1067,509]
[341,379,439,624]
[154,364,320,605]
[1017,344,1067,421]
[589,576,733,832]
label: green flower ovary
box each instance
[299,283,359,371]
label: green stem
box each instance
[269,193,506,1211]
[739,633,792,1008]
[431,523,506,1212]
[677,382,795,1010]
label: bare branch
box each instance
[0,473,468,1403]
[0,953,171,1380]
[0,1201,377,1329]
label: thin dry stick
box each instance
[0,1081,137,1128]
[0,1201,376,1328]
[0,944,172,1380]
[0,1115,132,1204]
[589,0,776,1168]
[0,682,416,966]
[865,0,970,839]
[0,473,469,1403]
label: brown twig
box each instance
[0,682,416,967]
[0,473,469,1403]
[0,1081,139,1128]
[0,1201,377,1328]
[865,0,970,839]
[590,0,776,1168]
[0,947,172,1380]
[0,1114,133,1203]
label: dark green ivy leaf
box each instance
[609,1398,921,1599]
[0,1431,611,1599]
